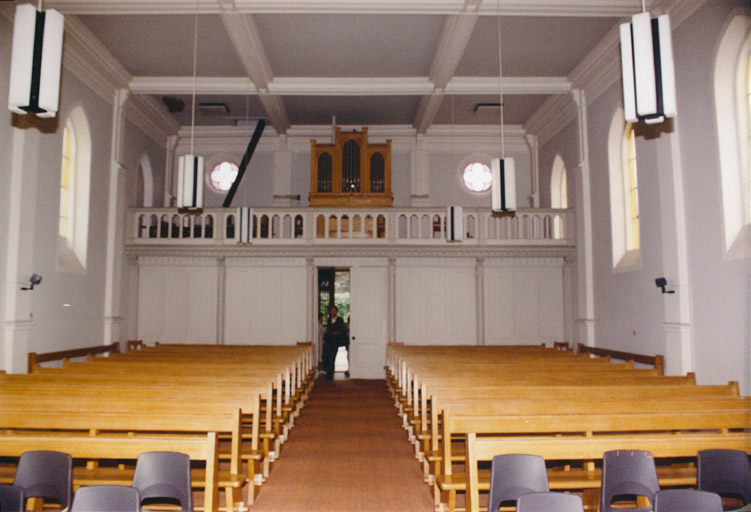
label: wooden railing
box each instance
[577,343,665,374]
[27,342,120,373]
[127,207,574,247]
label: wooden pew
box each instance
[466,425,751,512]
[384,344,751,512]
[4,344,314,508]
[436,402,751,512]
[27,342,120,373]
[0,429,221,511]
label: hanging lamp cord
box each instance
[189,8,198,155]
[496,0,505,160]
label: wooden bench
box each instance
[437,403,751,512]
[5,343,315,508]
[27,342,120,373]
[384,344,751,512]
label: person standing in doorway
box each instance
[322,305,348,380]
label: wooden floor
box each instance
[250,377,434,512]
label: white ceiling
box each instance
[39,0,647,133]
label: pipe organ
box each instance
[310,127,392,207]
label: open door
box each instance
[349,265,388,378]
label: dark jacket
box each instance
[324,316,349,347]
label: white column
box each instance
[410,135,430,207]
[572,89,596,346]
[307,258,315,347]
[525,133,540,208]
[476,257,485,345]
[273,135,293,206]
[103,88,130,347]
[216,257,226,345]
[388,257,396,342]
[2,127,40,373]
[164,134,178,207]
[655,124,694,375]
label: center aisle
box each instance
[250,378,434,511]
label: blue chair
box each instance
[0,484,24,512]
[13,451,73,511]
[516,492,584,512]
[698,449,751,510]
[488,454,549,512]
[133,452,192,512]
[70,485,140,512]
[600,450,660,512]
[654,489,723,512]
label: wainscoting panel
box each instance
[223,262,308,345]
[483,258,564,345]
[137,259,219,344]
[395,259,477,345]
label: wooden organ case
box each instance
[309,127,393,207]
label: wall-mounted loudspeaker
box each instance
[491,158,516,213]
[8,4,64,118]
[236,207,253,243]
[619,12,676,125]
[177,154,204,210]
[446,206,463,242]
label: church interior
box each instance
[0,0,750,510]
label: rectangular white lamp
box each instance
[236,207,253,243]
[8,4,64,118]
[177,154,204,209]
[446,206,463,242]
[491,158,516,212]
[620,12,676,125]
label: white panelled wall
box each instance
[396,259,477,346]
[134,254,567,377]
[483,258,564,345]
[137,257,219,344]
[223,258,308,345]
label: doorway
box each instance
[318,268,350,375]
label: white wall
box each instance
[582,83,668,358]
[531,0,751,392]
[538,116,580,345]
[396,258,477,345]
[137,257,219,344]
[673,0,750,391]
[26,70,113,356]
[223,258,308,345]
[0,14,14,370]
[483,258,564,346]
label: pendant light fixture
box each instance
[8,1,65,118]
[491,2,515,213]
[619,0,676,125]
[177,8,204,211]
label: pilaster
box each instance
[103,88,130,347]
[572,89,595,347]
[2,127,40,373]
[410,135,430,207]
[388,257,397,342]
[217,257,226,345]
[272,135,293,206]
[475,257,485,345]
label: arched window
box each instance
[550,154,568,209]
[608,109,640,269]
[58,106,91,270]
[715,14,751,254]
[626,124,640,251]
